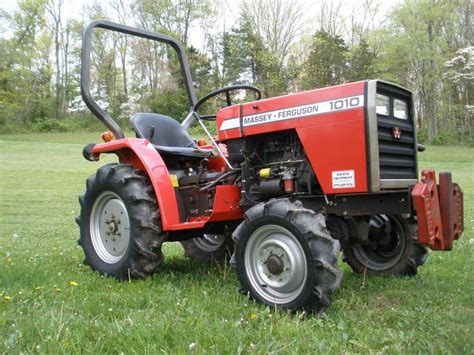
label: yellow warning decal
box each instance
[170,174,179,187]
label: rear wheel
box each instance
[76,164,166,279]
[181,234,233,262]
[233,199,342,313]
[343,214,428,276]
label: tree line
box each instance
[0,0,472,145]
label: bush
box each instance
[27,115,113,133]
[0,122,18,134]
[61,115,106,132]
[416,128,429,144]
[431,131,452,146]
[417,127,472,147]
[147,89,188,121]
[187,120,216,139]
[33,118,68,133]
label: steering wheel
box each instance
[193,85,262,121]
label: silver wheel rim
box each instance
[193,234,227,252]
[90,191,130,264]
[244,224,307,304]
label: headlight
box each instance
[376,94,389,116]
[394,99,408,119]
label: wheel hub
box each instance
[107,220,119,234]
[266,254,284,275]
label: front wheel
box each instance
[76,164,166,279]
[233,199,342,313]
[343,215,428,276]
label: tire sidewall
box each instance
[181,235,233,262]
[343,214,414,275]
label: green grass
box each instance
[1,132,473,353]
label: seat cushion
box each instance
[130,113,213,159]
[130,113,196,148]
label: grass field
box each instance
[1,132,473,353]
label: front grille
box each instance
[377,85,417,180]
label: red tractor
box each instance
[77,21,464,312]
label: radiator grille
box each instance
[376,85,417,180]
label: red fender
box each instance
[91,138,180,230]
[90,138,243,232]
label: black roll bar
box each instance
[81,20,198,139]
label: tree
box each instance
[445,46,474,142]
[374,0,468,141]
[347,38,378,82]
[222,15,291,97]
[110,0,130,98]
[45,0,64,120]
[241,0,303,67]
[301,30,348,90]
[314,0,344,37]
[0,0,471,144]
[133,0,211,46]
[0,0,52,128]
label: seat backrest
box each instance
[130,113,196,148]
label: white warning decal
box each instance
[219,95,364,131]
[332,170,355,189]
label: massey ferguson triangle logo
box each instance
[392,126,402,139]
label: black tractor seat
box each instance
[130,113,213,159]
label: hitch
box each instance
[411,169,463,250]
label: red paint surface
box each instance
[207,185,242,222]
[216,105,241,140]
[167,185,242,230]
[217,81,367,194]
[200,143,228,172]
[296,114,367,194]
[412,169,464,250]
